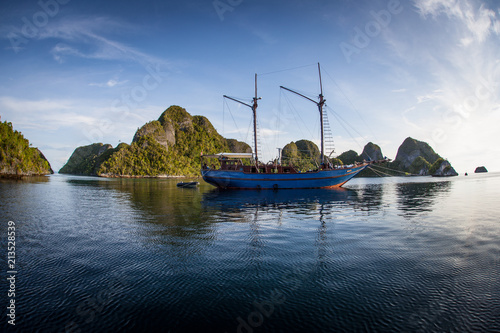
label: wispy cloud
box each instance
[0,96,74,113]
[414,0,500,43]
[0,96,99,130]
[89,79,128,88]
[259,128,284,137]
[371,0,500,167]
[35,16,171,67]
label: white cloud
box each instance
[35,16,172,68]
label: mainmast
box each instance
[252,74,258,162]
[223,73,260,162]
[280,63,326,165]
[318,63,325,165]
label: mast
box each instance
[280,62,326,165]
[253,74,258,162]
[318,63,325,165]
[223,73,260,162]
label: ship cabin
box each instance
[202,153,303,174]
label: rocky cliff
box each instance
[431,159,458,177]
[393,137,440,170]
[59,143,116,175]
[381,137,457,176]
[360,142,384,161]
[0,119,53,177]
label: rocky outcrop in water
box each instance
[475,166,488,173]
[386,137,453,176]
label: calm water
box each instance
[1,173,499,332]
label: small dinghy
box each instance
[176,181,199,188]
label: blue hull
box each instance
[201,164,367,189]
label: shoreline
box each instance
[56,173,200,179]
[99,174,196,179]
[0,173,52,179]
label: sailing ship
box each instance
[201,64,376,190]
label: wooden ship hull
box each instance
[202,164,367,190]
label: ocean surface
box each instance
[1,173,499,332]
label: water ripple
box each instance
[1,175,500,332]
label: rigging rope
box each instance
[224,98,244,143]
[321,67,379,142]
[327,107,365,153]
[369,163,412,176]
[258,63,317,77]
[245,116,253,147]
[366,165,407,184]
[274,90,282,157]
[281,90,315,142]
[368,166,392,177]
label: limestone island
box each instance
[60,106,251,178]
[0,117,53,178]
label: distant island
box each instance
[319,137,457,177]
[59,105,458,178]
[383,137,458,177]
[475,166,488,173]
[0,117,53,178]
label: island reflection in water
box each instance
[1,174,498,332]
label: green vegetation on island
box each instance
[389,137,457,176]
[60,106,251,177]
[0,119,53,177]
[282,139,321,172]
[59,143,117,175]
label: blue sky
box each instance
[1,0,499,173]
